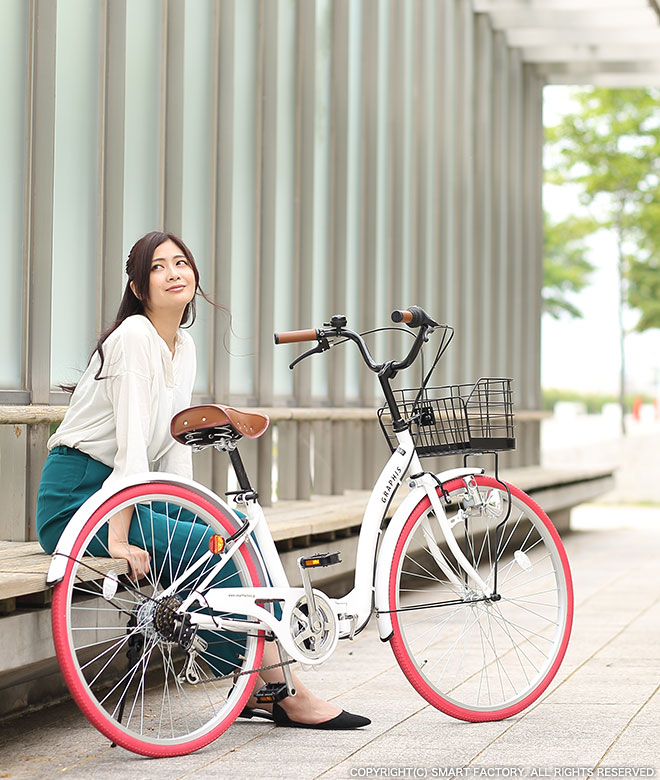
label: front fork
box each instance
[418,473,494,599]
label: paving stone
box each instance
[1,510,659,779]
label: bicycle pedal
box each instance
[254,682,289,704]
[299,552,342,568]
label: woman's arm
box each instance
[103,325,155,488]
[107,506,151,580]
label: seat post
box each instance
[228,448,254,492]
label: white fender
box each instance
[46,471,264,586]
[374,466,484,640]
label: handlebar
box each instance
[274,305,441,376]
[391,305,437,329]
[391,309,414,324]
[273,328,319,345]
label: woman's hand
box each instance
[107,537,151,581]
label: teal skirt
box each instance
[36,445,246,676]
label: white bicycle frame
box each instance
[168,429,489,662]
[46,430,490,666]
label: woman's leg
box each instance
[250,643,342,724]
[36,447,111,554]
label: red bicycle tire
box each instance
[388,475,573,721]
[52,482,265,757]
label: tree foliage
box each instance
[628,200,660,331]
[546,87,660,332]
[543,212,596,319]
[546,88,660,212]
[545,87,660,431]
[628,254,660,331]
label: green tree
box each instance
[628,199,660,331]
[543,212,596,319]
[628,256,660,331]
[545,87,660,433]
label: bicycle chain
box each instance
[231,656,296,679]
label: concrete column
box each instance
[401,0,417,312]
[100,0,126,330]
[416,1,438,323]
[386,0,402,358]
[507,49,524,397]
[454,0,475,382]
[257,0,278,409]
[329,0,349,406]
[207,1,228,496]
[522,66,545,464]
[437,0,457,384]
[164,0,185,235]
[491,30,509,378]
[294,0,315,406]
[212,0,235,403]
[253,0,279,505]
[27,0,56,406]
[474,14,494,376]
[25,0,57,538]
[359,0,381,407]
[528,70,544,414]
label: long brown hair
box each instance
[62,231,207,392]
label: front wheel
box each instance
[51,483,265,756]
[388,475,573,721]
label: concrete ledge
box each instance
[0,405,550,426]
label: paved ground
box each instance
[542,414,660,503]
[0,502,658,779]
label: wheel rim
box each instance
[53,485,264,753]
[390,477,572,717]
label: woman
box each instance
[37,230,369,730]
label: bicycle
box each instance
[46,305,573,757]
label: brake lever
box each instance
[288,335,331,370]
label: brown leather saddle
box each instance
[171,404,270,448]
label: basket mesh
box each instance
[378,378,515,457]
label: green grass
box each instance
[543,387,655,414]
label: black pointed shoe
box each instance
[272,702,370,730]
[238,706,274,722]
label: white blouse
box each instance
[49,314,196,488]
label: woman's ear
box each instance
[130,281,139,300]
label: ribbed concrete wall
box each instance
[0,0,545,540]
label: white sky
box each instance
[541,86,660,396]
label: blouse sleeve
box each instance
[102,330,155,489]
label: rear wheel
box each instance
[52,483,265,756]
[388,475,573,721]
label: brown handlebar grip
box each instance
[274,328,319,345]
[391,309,413,324]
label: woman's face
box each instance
[144,239,196,316]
